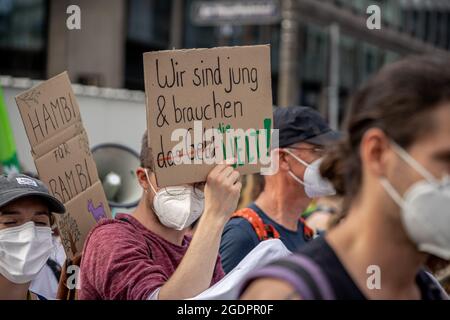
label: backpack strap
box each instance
[231,208,314,242]
[231,208,280,241]
[46,258,62,282]
[300,217,314,241]
[421,271,449,300]
[240,253,335,300]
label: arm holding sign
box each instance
[79,132,241,300]
[158,163,242,299]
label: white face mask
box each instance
[284,149,336,198]
[145,170,205,230]
[380,141,450,260]
[0,221,53,284]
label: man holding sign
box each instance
[79,132,241,299]
[79,45,275,299]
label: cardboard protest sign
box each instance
[16,72,111,259]
[59,181,109,257]
[34,132,99,204]
[16,72,83,157]
[32,122,84,159]
[144,45,274,187]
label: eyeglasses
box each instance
[287,146,326,156]
[162,183,205,197]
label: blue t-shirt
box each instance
[219,203,310,273]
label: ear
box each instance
[360,128,391,177]
[276,148,291,172]
[136,167,154,191]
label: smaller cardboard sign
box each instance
[15,72,81,154]
[34,132,100,204]
[32,122,84,159]
[57,181,110,259]
[15,71,111,259]
[143,45,273,187]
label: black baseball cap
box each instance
[0,173,65,213]
[274,106,341,148]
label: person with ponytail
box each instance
[240,55,450,300]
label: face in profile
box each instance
[389,104,450,195]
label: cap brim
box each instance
[0,190,66,214]
[304,129,342,146]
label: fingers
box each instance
[208,164,226,177]
[232,181,242,193]
[207,158,234,178]
[203,160,242,217]
[206,158,238,184]
[215,165,240,186]
[207,164,226,184]
[222,166,234,178]
[226,170,240,185]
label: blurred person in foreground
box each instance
[241,55,450,300]
[220,106,340,273]
[79,132,241,299]
[0,173,65,300]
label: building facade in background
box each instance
[1,0,450,125]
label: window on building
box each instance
[124,0,172,90]
[0,0,48,79]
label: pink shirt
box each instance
[78,213,224,300]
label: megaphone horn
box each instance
[91,143,142,210]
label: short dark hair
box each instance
[140,131,155,171]
[321,54,450,218]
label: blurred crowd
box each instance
[0,54,449,300]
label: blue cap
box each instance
[274,106,341,148]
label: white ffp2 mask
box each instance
[284,149,336,198]
[0,222,53,284]
[145,170,205,230]
[380,141,450,260]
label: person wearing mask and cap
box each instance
[219,106,340,273]
[0,173,65,300]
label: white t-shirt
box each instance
[189,239,292,300]
[29,237,66,300]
